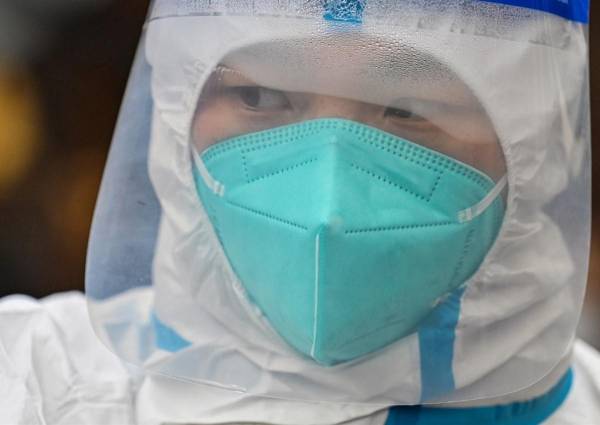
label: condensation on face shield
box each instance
[192,41,506,181]
[85,0,591,407]
[190,41,508,366]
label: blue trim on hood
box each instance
[418,288,465,402]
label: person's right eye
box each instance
[228,85,291,111]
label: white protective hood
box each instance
[86,0,590,406]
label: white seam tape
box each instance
[193,151,225,196]
[458,175,507,223]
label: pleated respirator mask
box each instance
[193,118,505,365]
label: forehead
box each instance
[220,33,480,108]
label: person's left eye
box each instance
[231,86,291,111]
[383,106,426,121]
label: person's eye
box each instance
[230,86,291,110]
[383,106,426,121]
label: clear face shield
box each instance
[191,39,507,365]
[86,0,590,405]
[194,41,506,176]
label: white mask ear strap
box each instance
[458,175,507,223]
[193,150,225,196]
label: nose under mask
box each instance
[193,118,505,366]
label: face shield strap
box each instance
[458,175,507,223]
[393,368,574,424]
[193,150,225,196]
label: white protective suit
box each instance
[0,292,599,424]
[2,0,599,423]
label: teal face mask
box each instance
[192,119,505,366]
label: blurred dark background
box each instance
[0,1,599,348]
[0,1,147,294]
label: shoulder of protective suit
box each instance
[0,291,135,425]
[2,292,599,425]
[543,339,600,424]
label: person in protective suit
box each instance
[1,0,600,424]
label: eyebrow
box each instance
[199,65,257,99]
